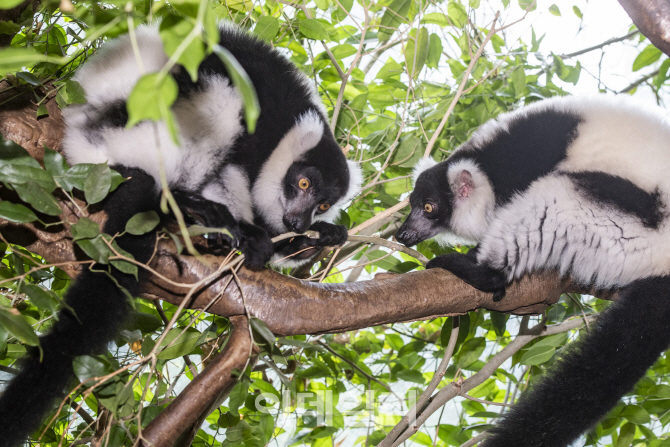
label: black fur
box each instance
[426,252,506,301]
[481,276,670,447]
[569,171,663,229]
[0,167,158,447]
[450,108,582,205]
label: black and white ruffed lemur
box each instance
[396,95,670,447]
[0,23,361,447]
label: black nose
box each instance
[395,224,420,247]
[283,215,309,233]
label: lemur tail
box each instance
[0,167,158,447]
[480,276,670,447]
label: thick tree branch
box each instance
[141,316,254,447]
[618,0,670,57]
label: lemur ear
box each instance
[456,170,475,199]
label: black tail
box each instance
[0,167,158,447]
[481,276,670,447]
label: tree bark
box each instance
[619,0,670,57]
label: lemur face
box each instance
[282,162,346,233]
[396,164,454,247]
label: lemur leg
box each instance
[426,250,507,301]
[171,190,273,268]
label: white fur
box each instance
[477,174,670,288]
[446,159,496,242]
[251,111,325,233]
[315,159,363,223]
[63,72,243,192]
[412,157,438,185]
[201,165,254,223]
[72,25,167,108]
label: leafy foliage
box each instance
[1,0,670,446]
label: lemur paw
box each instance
[426,253,508,300]
[171,190,242,248]
[306,222,348,247]
[238,222,274,269]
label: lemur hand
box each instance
[304,221,348,247]
[238,222,274,269]
[426,253,507,301]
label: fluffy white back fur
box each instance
[251,111,325,233]
[202,165,253,223]
[477,174,670,288]
[447,159,495,242]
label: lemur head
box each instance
[252,110,362,236]
[396,157,495,247]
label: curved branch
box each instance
[618,0,670,57]
[141,316,253,447]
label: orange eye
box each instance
[424,203,433,213]
[298,178,310,190]
[319,203,331,211]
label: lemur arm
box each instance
[171,190,274,268]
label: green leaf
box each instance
[490,311,508,336]
[447,1,467,28]
[0,137,40,168]
[36,104,48,118]
[385,333,404,351]
[254,16,279,41]
[518,0,537,11]
[511,66,526,96]
[76,234,112,264]
[228,379,249,416]
[421,13,449,27]
[63,164,94,191]
[109,240,138,278]
[616,422,635,447]
[299,19,328,41]
[43,148,69,184]
[458,337,486,368]
[73,355,108,383]
[0,47,66,72]
[16,71,40,86]
[212,45,260,134]
[427,33,442,69]
[125,210,160,235]
[84,164,112,204]
[0,201,37,223]
[572,5,583,18]
[126,73,179,128]
[397,369,425,384]
[379,0,411,41]
[0,0,25,11]
[21,283,58,315]
[520,345,555,366]
[633,44,662,71]
[159,15,206,82]
[548,4,560,16]
[0,306,39,346]
[71,217,100,241]
[157,327,202,359]
[250,317,276,347]
[63,80,87,104]
[0,164,56,191]
[13,182,62,216]
[620,404,651,425]
[405,27,429,79]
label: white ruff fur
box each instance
[251,111,325,233]
[201,165,253,223]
